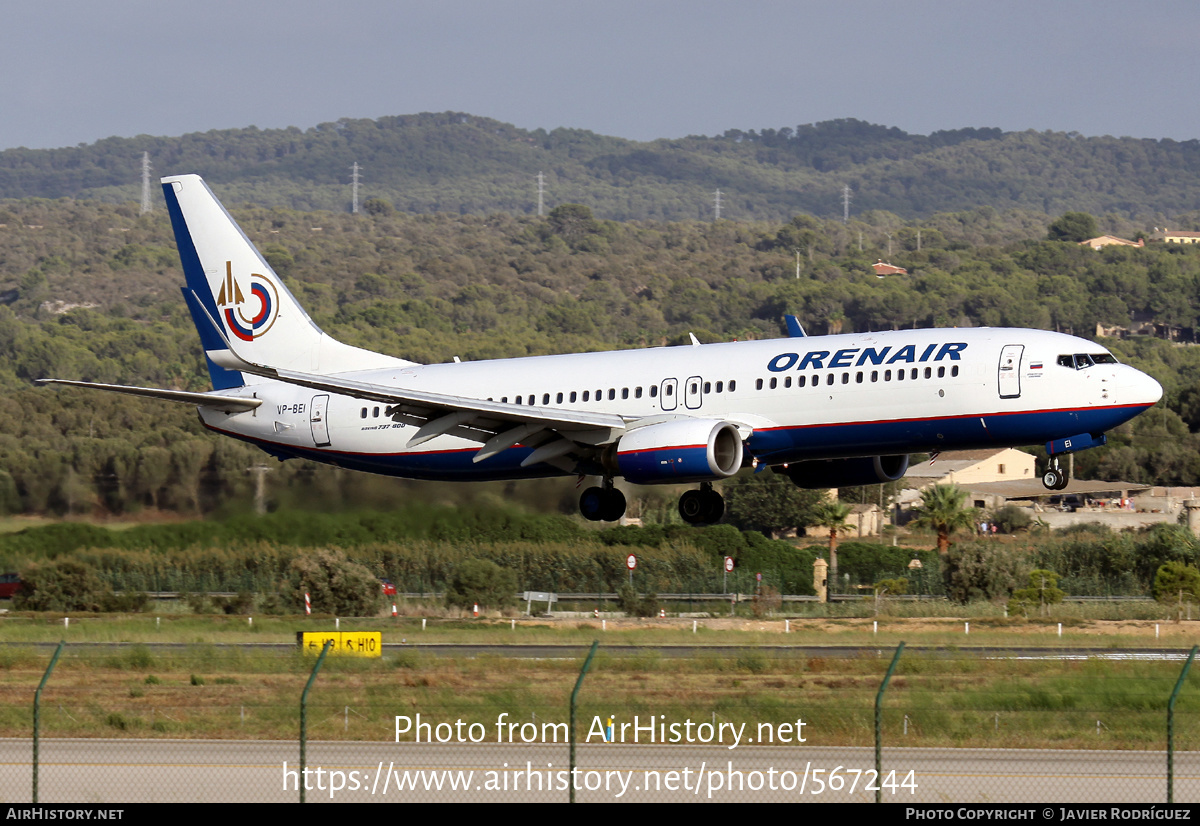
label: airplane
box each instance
[41,174,1164,524]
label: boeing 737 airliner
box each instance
[43,175,1164,523]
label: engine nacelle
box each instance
[612,419,744,485]
[781,455,909,489]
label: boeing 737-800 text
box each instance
[42,175,1164,523]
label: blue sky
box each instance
[4,0,1197,150]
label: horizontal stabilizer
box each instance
[38,379,262,412]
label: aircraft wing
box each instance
[37,379,263,413]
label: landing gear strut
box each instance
[678,482,725,525]
[1042,456,1069,491]
[579,479,627,522]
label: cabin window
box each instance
[635,387,643,398]
[501,396,508,403]
[885,369,892,381]
[608,389,616,400]
[798,375,806,388]
[871,370,878,382]
[543,393,550,405]
[784,377,792,388]
[770,377,778,389]
[826,374,834,386]
[856,371,863,384]
[622,388,629,399]
[651,386,659,398]
[527,395,535,405]
[665,385,673,396]
[716,381,723,393]
[570,391,577,403]
[373,407,380,417]
[937,366,945,378]
[911,368,918,380]
[556,392,563,404]
[897,370,904,381]
[360,408,367,419]
[756,378,763,390]
[703,382,711,394]
[924,367,932,379]
[729,380,736,391]
[596,389,602,399]
[582,391,590,402]
[841,372,849,384]
[951,365,959,377]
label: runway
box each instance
[1,739,1194,803]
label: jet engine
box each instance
[780,455,909,489]
[609,419,744,484]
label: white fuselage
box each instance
[198,327,1162,483]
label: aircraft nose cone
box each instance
[1128,369,1163,406]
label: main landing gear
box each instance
[580,479,627,522]
[679,482,725,525]
[1042,456,1070,491]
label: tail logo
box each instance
[217,261,279,341]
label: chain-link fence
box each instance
[2,641,1200,803]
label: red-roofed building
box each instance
[872,260,908,276]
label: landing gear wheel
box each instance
[679,485,726,525]
[579,486,606,521]
[1042,457,1070,491]
[701,488,725,523]
[579,484,627,522]
[679,490,707,524]
[601,488,627,522]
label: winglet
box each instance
[784,315,806,337]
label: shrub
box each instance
[291,549,384,616]
[943,542,1030,603]
[14,558,110,611]
[444,559,517,611]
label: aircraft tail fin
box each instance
[162,174,416,378]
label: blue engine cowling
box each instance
[614,419,744,484]
[781,455,909,489]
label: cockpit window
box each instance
[1057,353,1117,369]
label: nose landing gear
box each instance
[1042,456,1069,491]
[679,482,725,525]
[579,479,627,522]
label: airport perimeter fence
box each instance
[2,640,1200,803]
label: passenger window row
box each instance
[755,365,959,390]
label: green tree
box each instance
[910,485,979,554]
[1153,561,1200,621]
[722,472,823,537]
[445,559,517,612]
[1008,568,1066,617]
[1047,212,1098,242]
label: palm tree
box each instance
[810,499,854,577]
[911,484,979,554]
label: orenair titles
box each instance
[768,342,967,373]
